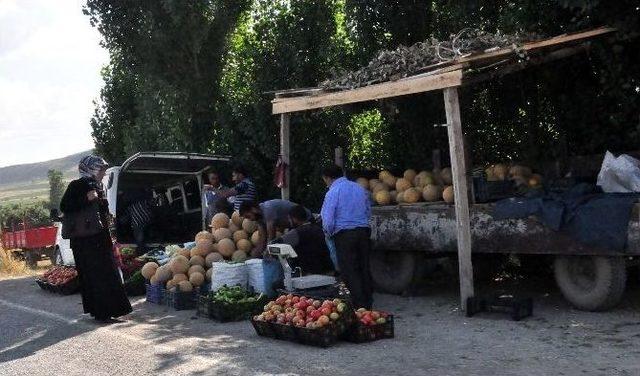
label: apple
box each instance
[320,307,332,316]
[306,305,315,314]
[310,310,322,320]
[329,312,340,321]
[312,300,322,308]
[318,315,330,325]
[376,317,386,324]
[337,303,347,313]
[371,311,380,320]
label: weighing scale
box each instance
[266,243,336,292]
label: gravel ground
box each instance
[1,275,639,376]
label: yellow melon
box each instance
[440,167,453,185]
[396,191,405,203]
[237,238,252,252]
[188,264,205,276]
[178,280,193,292]
[389,190,398,203]
[189,255,205,268]
[214,228,233,242]
[178,248,191,258]
[170,256,189,274]
[205,252,223,267]
[414,171,432,187]
[403,169,417,183]
[382,175,397,189]
[251,231,263,246]
[371,183,387,194]
[228,221,240,233]
[493,164,508,180]
[189,272,205,287]
[217,238,236,258]
[242,219,257,234]
[233,230,249,242]
[166,279,176,290]
[509,165,533,179]
[379,170,392,181]
[195,231,214,243]
[192,242,213,257]
[155,265,172,282]
[149,274,159,285]
[211,213,230,230]
[403,188,421,203]
[173,273,188,283]
[356,177,369,190]
[205,268,213,282]
[443,186,454,203]
[231,211,243,227]
[422,184,442,202]
[141,262,159,280]
[395,178,412,192]
[232,250,248,262]
[374,190,391,205]
[368,179,382,190]
[485,165,498,181]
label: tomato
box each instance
[310,310,322,320]
[320,307,332,316]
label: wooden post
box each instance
[280,113,291,200]
[443,87,474,311]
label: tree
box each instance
[47,169,65,211]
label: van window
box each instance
[184,178,201,210]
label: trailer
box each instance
[2,224,58,268]
[269,27,633,311]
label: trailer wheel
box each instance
[554,256,626,311]
[370,250,416,294]
[25,250,38,269]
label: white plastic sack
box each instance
[210,262,248,292]
[597,151,640,193]
[245,259,266,294]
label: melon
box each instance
[231,211,243,227]
[395,178,412,192]
[232,250,248,262]
[443,186,454,203]
[414,171,433,187]
[382,175,397,189]
[389,190,398,203]
[440,167,453,185]
[493,164,508,180]
[374,190,391,205]
[251,231,263,246]
[214,228,233,242]
[242,219,257,234]
[233,230,249,242]
[368,179,382,190]
[396,191,405,203]
[170,256,189,274]
[403,188,421,203]
[195,231,214,243]
[356,177,369,190]
[371,183,387,194]
[188,264,205,276]
[191,242,213,257]
[485,165,498,181]
[379,170,393,181]
[166,279,176,290]
[217,238,236,258]
[403,169,417,183]
[189,272,205,287]
[211,213,230,230]
[141,262,159,280]
[189,255,205,268]
[177,280,193,292]
[205,268,213,282]
[228,221,240,233]
[173,273,188,283]
[509,165,532,179]
[422,184,442,202]
[237,238,252,252]
[149,274,159,285]
[178,248,191,258]
[155,265,172,282]
[529,174,543,187]
[206,252,223,266]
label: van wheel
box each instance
[370,250,416,294]
[554,256,626,311]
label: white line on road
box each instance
[0,298,79,325]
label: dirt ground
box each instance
[1,270,640,376]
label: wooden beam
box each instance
[272,70,463,114]
[280,113,291,200]
[443,87,474,311]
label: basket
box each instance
[295,325,340,348]
[271,322,298,342]
[145,283,165,304]
[164,289,197,310]
[343,315,394,343]
[36,279,48,291]
[209,295,268,322]
[196,294,213,317]
[472,176,515,203]
[250,318,277,338]
[57,277,80,295]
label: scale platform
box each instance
[291,274,336,290]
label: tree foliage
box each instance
[0,201,52,229]
[47,169,65,211]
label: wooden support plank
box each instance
[272,70,463,114]
[280,113,291,200]
[443,87,474,311]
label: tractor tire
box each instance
[554,256,626,311]
[370,250,416,294]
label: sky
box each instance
[0,0,108,167]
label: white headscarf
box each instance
[78,155,108,181]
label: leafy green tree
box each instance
[47,170,65,211]
[0,201,52,229]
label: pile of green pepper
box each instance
[209,285,262,304]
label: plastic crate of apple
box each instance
[42,266,78,286]
[254,294,350,329]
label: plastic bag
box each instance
[262,257,284,297]
[245,259,266,294]
[210,262,248,292]
[597,151,640,193]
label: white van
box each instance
[55,152,231,264]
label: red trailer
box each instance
[1,224,58,268]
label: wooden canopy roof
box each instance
[271,27,614,115]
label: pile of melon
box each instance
[358,168,455,206]
[485,163,542,188]
[141,211,264,292]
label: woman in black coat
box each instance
[60,155,132,321]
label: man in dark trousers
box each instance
[320,165,373,309]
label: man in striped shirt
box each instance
[218,165,257,212]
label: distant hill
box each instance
[0,150,91,188]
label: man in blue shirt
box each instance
[320,165,373,309]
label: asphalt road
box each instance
[1,276,640,376]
